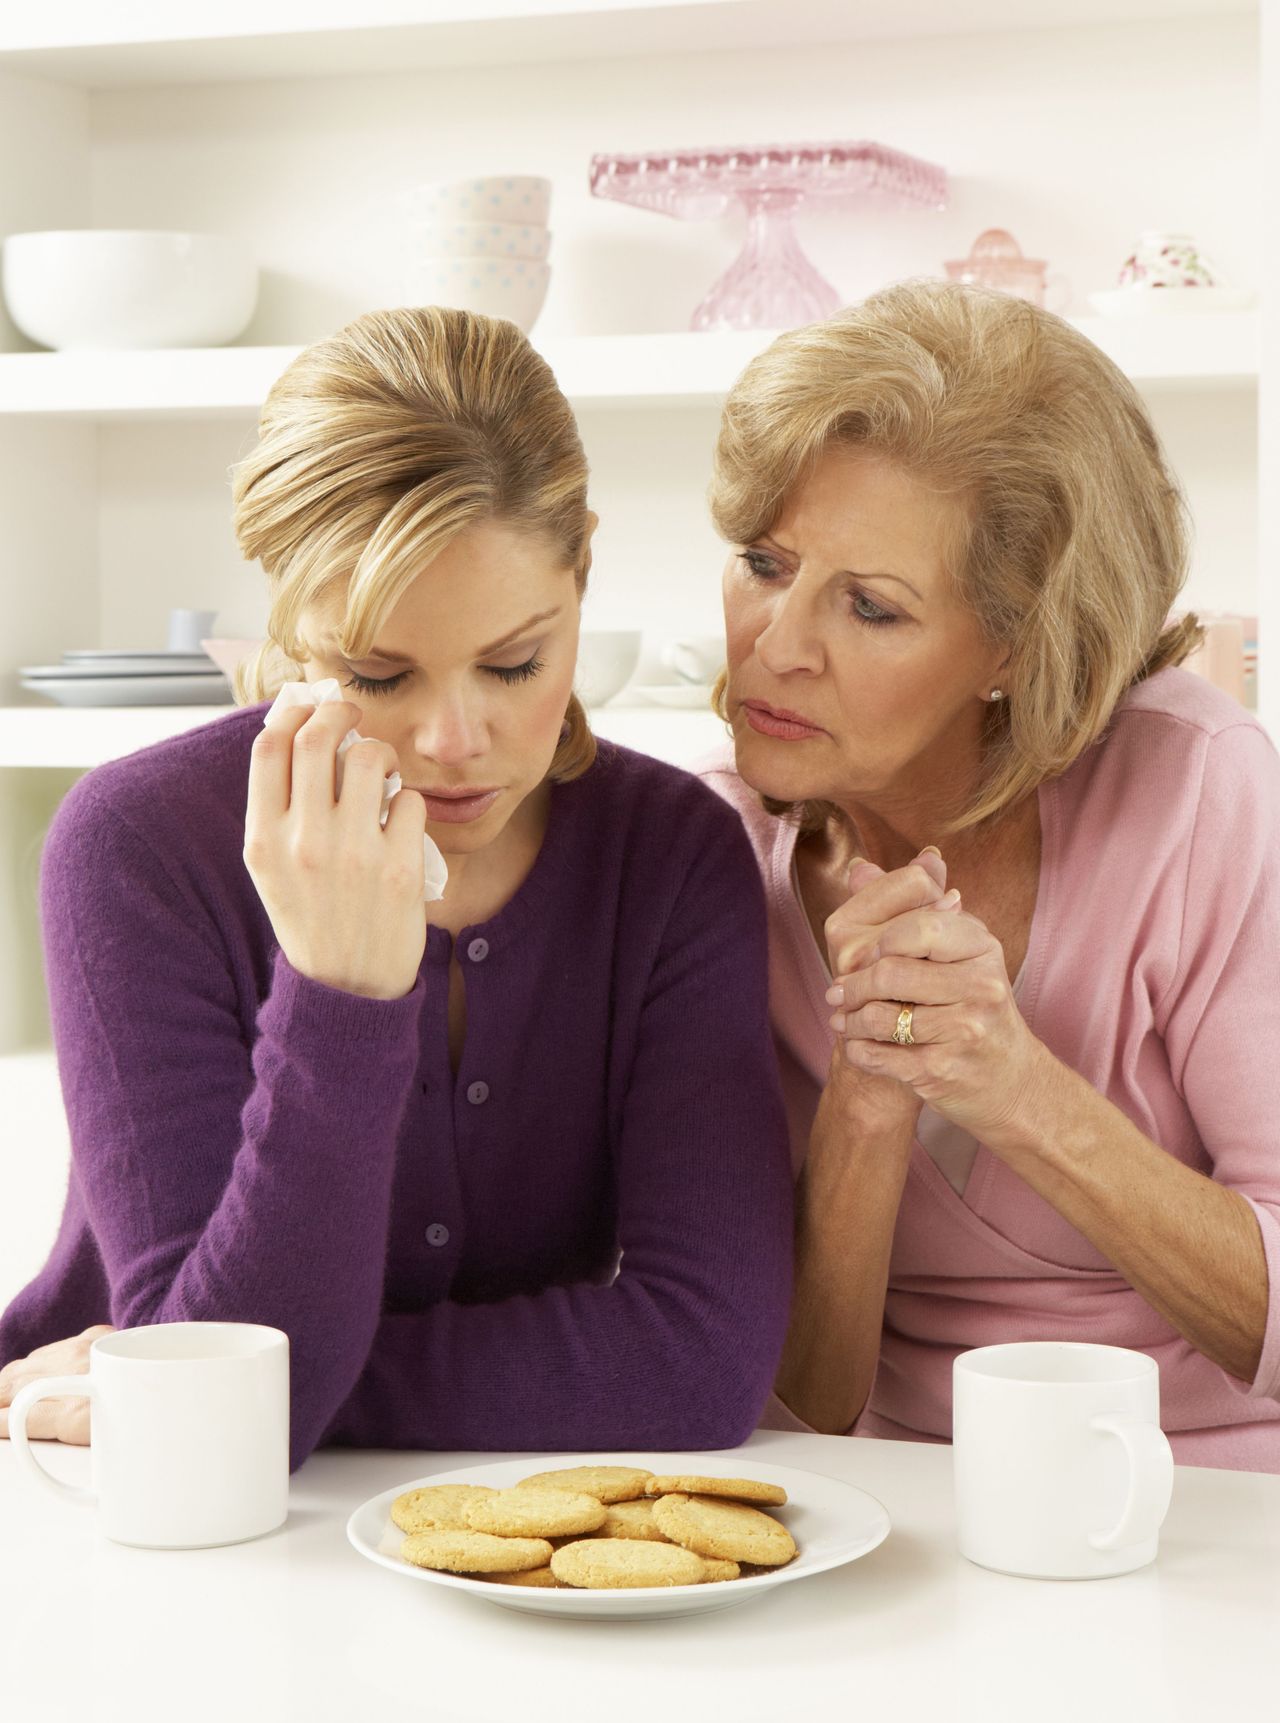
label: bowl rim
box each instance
[4,229,248,248]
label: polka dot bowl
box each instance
[404,175,552,228]
[400,257,551,334]
[409,221,552,262]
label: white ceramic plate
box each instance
[346,1452,890,1621]
[24,658,219,678]
[61,650,217,668]
[19,674,232,707]
[1087,286,1256,316]
[631,684,718,710]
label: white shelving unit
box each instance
[0,315,1259,420]
[0,0,1267,1067]
[0,700,727,770]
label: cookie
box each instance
[644,1474,787,1507]
[697,1557,741,1582]
[401,1529,553,1573]
[518,1465,654,1504]
[390,1484,497,1534]
[651,1493,796,1567]
[465,1487,607,1539]
[593,1498,669,1543]
[485,1566,563,1588]
[551,1537,707,1590]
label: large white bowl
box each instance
[2,229,258,350]
[409,221,552,262]
[401,256,550,334]
[576,631,642,706]
[404,175,551,226]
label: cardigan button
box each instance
[426,1223,450,1248]
[466,937,490,962]
[467,1080,490,1106]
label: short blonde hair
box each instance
[709,278,1201,835]
[231,305,596,782]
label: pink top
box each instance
[698,666,1280,1471]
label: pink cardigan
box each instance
[699,666,1280,1471]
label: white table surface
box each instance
[4,1428,1278,1722]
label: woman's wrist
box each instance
[821,1049,922,1143]
[980,1039,1075,1167]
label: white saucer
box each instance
[1087,286,1255,316]
[346,1451,890,1621]
[20,674,233,708]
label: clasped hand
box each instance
[823,851,1046,1143]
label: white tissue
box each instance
[265,677,449,902]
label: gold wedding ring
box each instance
[891,1004,916,1046]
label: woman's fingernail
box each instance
[830,1013,846,1032]
[920,845,942,858]
[942,888,961,907]
[825,985,843,1005]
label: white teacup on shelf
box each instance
[660,635,725,685]
[576,631,641,707]
[1118,231,1220,290]
[1088,231,1254,316]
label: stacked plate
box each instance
[20,648,233,707]
[401,175,552,334]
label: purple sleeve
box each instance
[319,805,795,1455]
[40,785,423,1470]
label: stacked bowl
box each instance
[401,175,552,333]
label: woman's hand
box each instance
[0,1325,114,1445]
[827,885,1048,1142]
[245,698,429,1000]
[819,850,954,1136]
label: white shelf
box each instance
[0,316,1257,421]
[0,332,785,418]
[0,701,727,770]
[0,1,1252,86]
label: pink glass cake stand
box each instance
[589,140,949,331]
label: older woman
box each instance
[698,278,1280,1469]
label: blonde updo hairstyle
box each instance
[231,305,596,783]
[709,279,1201,836]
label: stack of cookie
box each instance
[390,1466,798,1590]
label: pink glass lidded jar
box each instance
[944,229,1051,306]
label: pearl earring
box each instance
[989,689,1004,701]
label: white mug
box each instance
[952,1341,1174,1578]
[8,1321,290,1549]
[659,635,724,686]
[166,607,218,653]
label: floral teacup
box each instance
[1117,231,1220,290]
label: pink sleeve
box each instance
[1158,719,1280,1403]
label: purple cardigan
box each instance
[1,709,793,1471]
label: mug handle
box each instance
[7,1375,97,1508]
[659,641,702,685]
[1088,1412,1174,1551]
